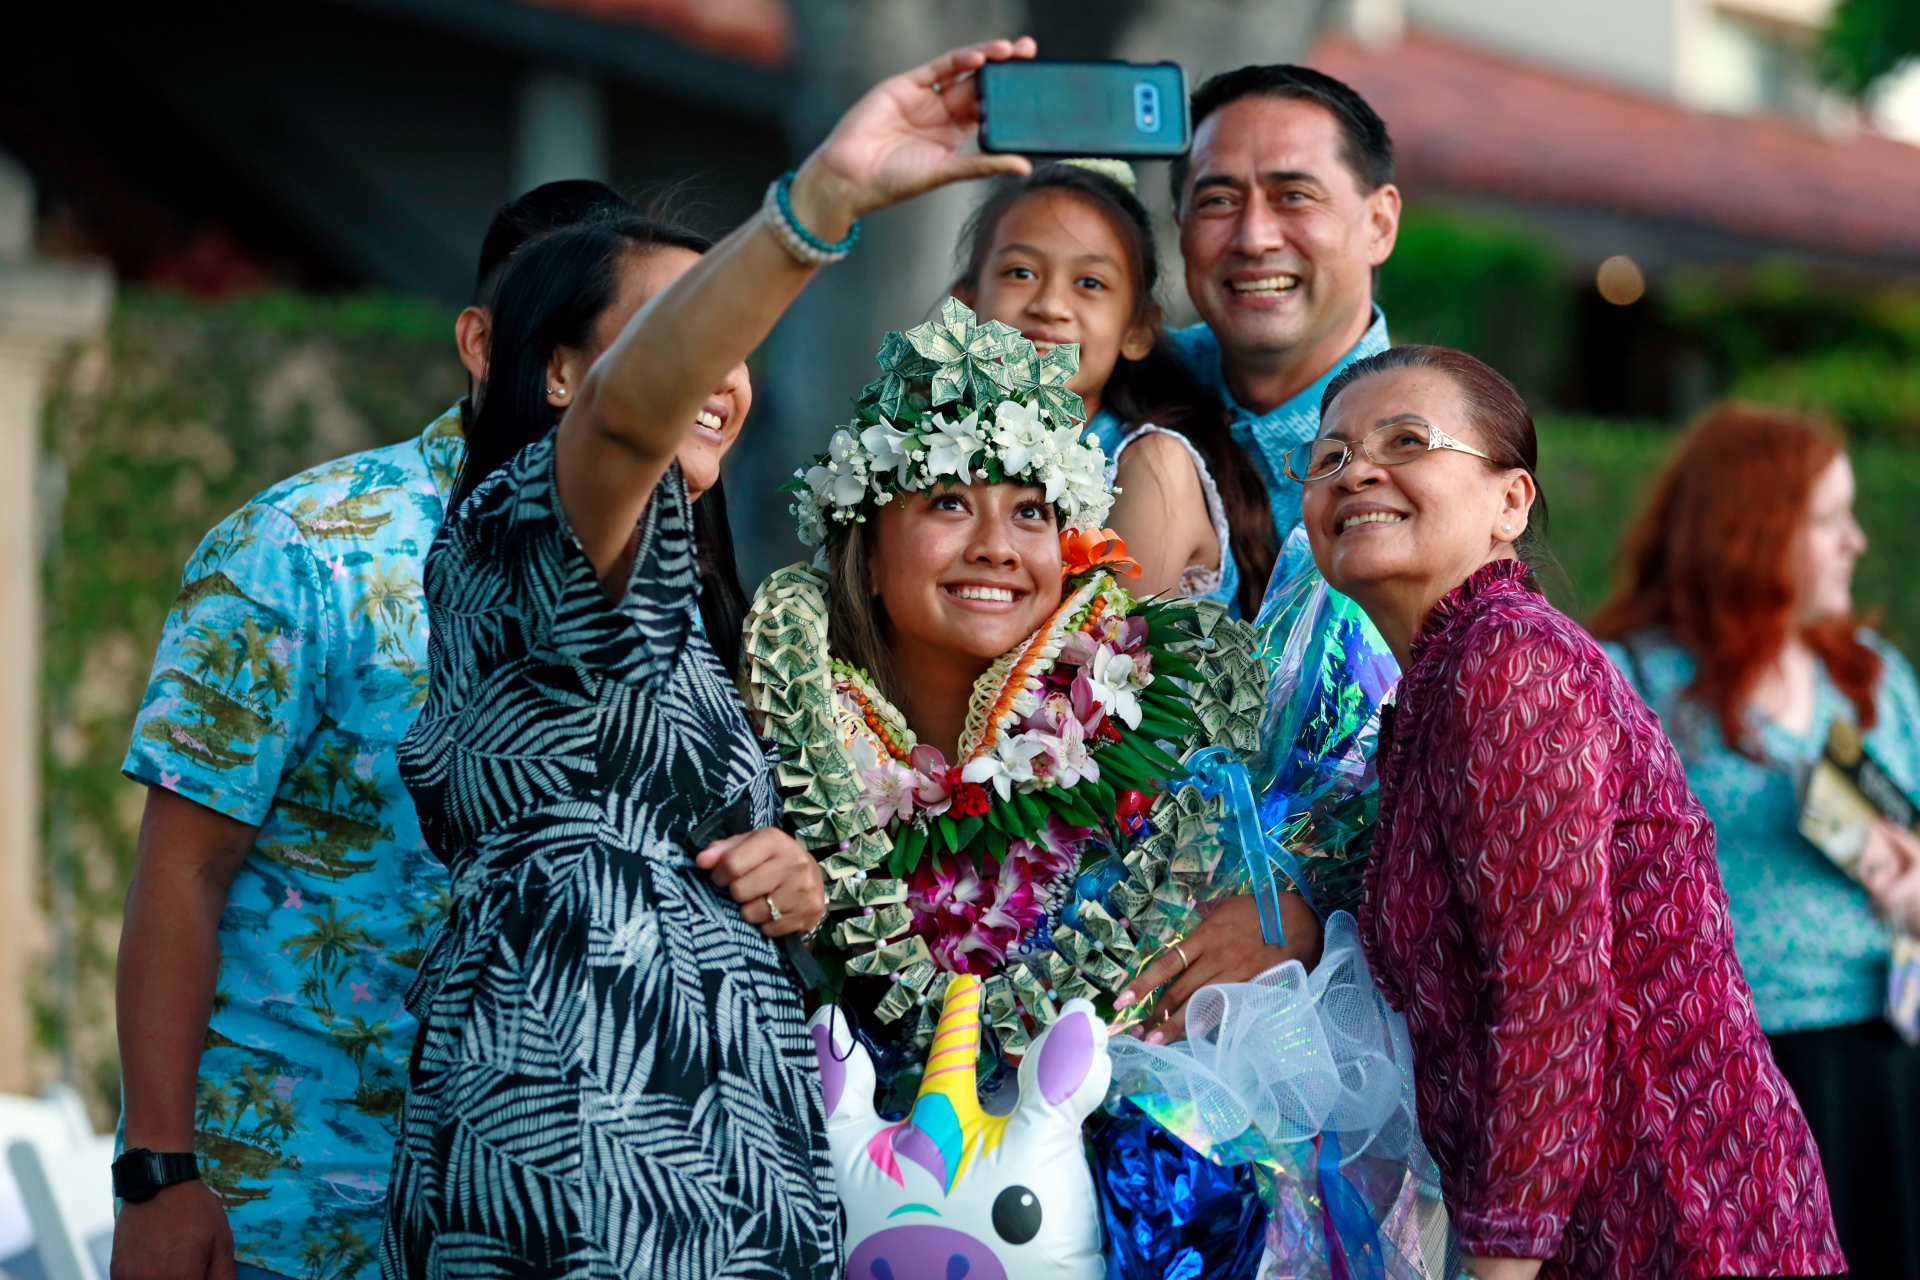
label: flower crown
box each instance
[784,297,1114,547]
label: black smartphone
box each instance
[978,59,1189,158]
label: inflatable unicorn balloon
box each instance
[809,975,1111,1280]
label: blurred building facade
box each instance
[1317,0,1920,419]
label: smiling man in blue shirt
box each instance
[1166,64,1400,540]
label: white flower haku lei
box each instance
[785,298,1115,547]
[792,404,1111,547]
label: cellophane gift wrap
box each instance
[1107,915,1454,1280]
[1245,529,1400,915]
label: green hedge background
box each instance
[1536,415,1920,648]
[35,281,1920,1119]
[39,289,464,1111]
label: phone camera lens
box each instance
[1134,83,1161,133]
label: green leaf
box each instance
[1122,731,1186,775]
[1152,655,1204,682]
[984,825,1009,858]
[1085,778,1117,824]
[1045,786,1103,828]
[1141,683,1195,712]
[1137,708,1191,737]
[938,815,960,852]
[1143,697,1199,726]
[1097,733,1154,778]
[890,823,926,878]
[1013,789,1049,832]
[955,814,985,850]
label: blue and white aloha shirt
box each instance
[1165,304,1390,543]
[1605,630,1920,1034]
[122,406,466,1279]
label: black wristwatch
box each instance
[111,1149,200,1203]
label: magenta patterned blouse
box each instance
[1357,559,1842,1278]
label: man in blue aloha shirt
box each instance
[1163,64,1396,544]
[112,182,630,1280]
[1117,65,1402,1038]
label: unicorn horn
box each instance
[919,974,986,1107]
[901,974,1000,1192]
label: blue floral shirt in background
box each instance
[122,406,465,1279]
[1605,630,1920,1034]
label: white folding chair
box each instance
[1,1086,114,1280]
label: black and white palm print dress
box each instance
[383,438,840,1279]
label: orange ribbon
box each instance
[1060,527,1142,579]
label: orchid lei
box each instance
[743,559,1230,1063]
[850,571,1202,980]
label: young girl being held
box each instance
[952,161,1274,617]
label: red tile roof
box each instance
[1311,28,1920,265]
[519,0,790,66]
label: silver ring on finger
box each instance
[765,896,783,923]
[1173,942,1191,971]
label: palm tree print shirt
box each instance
[122,405,466,1280]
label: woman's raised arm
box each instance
[555,38,1036,572]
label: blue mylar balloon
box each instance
[1087,1100,1267,1280]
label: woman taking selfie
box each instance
[1592,402,1920,1277]
[453,210,753,662]
[1295,346,1840,1279]
[384,38,1041,1278]
[950,160,1274,617]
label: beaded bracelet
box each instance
[762,171,862,266]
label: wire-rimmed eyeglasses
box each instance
[1282,420,1493,484]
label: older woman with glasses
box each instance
[1293,345,1841,1280]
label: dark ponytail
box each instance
[953,164,1276,616]
[462,211,749,668]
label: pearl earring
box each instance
[1503,523,1513,532]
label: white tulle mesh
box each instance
[1108,912,1423,1168]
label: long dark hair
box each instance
[461,211,750,669]
[954,163,1275,615]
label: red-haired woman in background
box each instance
[1592,401,1920,1277]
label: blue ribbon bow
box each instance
[1179,747,1321,948]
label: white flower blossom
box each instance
[1035,718,1099,789]
[990,398,1049,475]
[859,420,915,486]
[961,733,1048,800]
[792,395,1113,544]
[924,410,989,480]
[1084,645,1145,729]
[860,757,920,826]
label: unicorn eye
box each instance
[991,1185,1042,1245]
